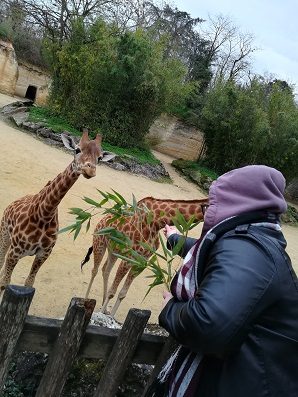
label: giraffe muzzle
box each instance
[81,162,97,178]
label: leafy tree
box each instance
[0,1,48,67]
[199,78,298,181]
[50,19,190,147]
[262,80,298,180]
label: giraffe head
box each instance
[61,129,103,179]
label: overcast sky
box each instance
[173,0,298,93]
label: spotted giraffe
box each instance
[81,196,208,316]
[0,130,103,291]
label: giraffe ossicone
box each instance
[82,196,208,316]
[0,129,104,292]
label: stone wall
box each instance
[148,113,204,161]
[0,40,18,95]
[15,62,51,106]
[0,40,50,105]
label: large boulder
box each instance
[0,40,18,95]
[285,178,298,204]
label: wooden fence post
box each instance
[142,335,179,396]
[94,308,151,397]
[35,297,96,397]
[0,285,35,394]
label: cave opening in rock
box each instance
[25,85,37,101]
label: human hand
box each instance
[163,224,178,239]
[162,290,173,309]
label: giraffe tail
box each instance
[81,246,93,271]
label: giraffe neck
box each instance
[139,197,207,232]
[35,162,80,220]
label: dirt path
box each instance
[0,93,297,324]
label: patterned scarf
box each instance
[151,230,211,397]
[148,216,282,397]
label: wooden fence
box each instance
[0,285,177,396]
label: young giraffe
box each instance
[0,130,103,291]
[82,196,208,316]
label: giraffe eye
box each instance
[75,148,81,154]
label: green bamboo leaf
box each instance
[132,194,138,211]
[83,196,102,207]
[171,218,184,233]
[99,197,109,207]
[69,207,85,215]
[186,215,196,227]
[159,233,171,258]
[81,211,92,220]
[73,223,82,240]
[86,218,91,233]
[109,235,132,247]
[96,189,109,199]
[111,189,127,205]
[188,221,201,230]
[139,241,155,252]
[174,210,188,229]
[113,253,141,266]
[172,236,186,256]
[143,279,164,300]
[146,210,154,225]
[58,224,77,234]
[96,227,117,235]
[107,193,123,204]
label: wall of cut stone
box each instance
[15,62,51,105]
[0,40,51,104]
[148,113,204,161]
[0,40,18,95]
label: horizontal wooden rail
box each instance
[16,315,166,365]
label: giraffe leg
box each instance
[0,247,20,292]
[101,251,118,312]
[24,249,53,287]
[0,220,10,273]
[101,260,131,314]
[110,268,136,317]
[85,242,106,299]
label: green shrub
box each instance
[48,19,190,148]
[199,79,298,181]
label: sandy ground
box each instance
[0,93,297,324]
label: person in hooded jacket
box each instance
[145,165,298,397]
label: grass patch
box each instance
[102,143,160,165]
[281,205,298,226]
[172,159,218,180]
[28,106,160,165]
[28,106,81,136]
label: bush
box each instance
[0,20,13,41]
[200,79,298,181]
[49,19,190,148]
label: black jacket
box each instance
[159,215,298,397]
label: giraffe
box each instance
[0,130,104,291]
[81,196,208,316]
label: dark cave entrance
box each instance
[25,85,37,101]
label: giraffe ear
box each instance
[81,128,89,143]
[61,133,77,151]
[95,134,102,146]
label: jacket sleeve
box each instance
[167,234,197,258]
[159,234,281,355]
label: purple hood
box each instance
[204,165,287,231]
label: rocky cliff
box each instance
[0,40,18,95]
[148,113,204,161]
